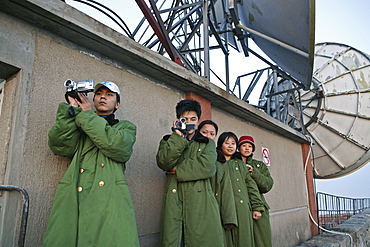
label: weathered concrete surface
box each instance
[296,208,370,247]
[1,0,314,246]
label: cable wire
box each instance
[70,0,134,39]
[304,135,353,245]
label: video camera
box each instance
[175,117,195,132]
[64,79,94,103]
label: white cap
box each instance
[94,81,121,96]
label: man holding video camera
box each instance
[156,99,224,247]
[44,81,139,246]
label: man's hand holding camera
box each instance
[172,117,195,138]
[68,93,92,111]
[172,119,185,137]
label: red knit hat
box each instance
[238,136,255,152]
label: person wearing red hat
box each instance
[238,135,274,247]
[216,132,265,247]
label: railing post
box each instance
[0,185,29,247]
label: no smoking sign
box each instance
[262,147,270,166]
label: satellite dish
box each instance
[302,42,370,178]
[233,0,315,89]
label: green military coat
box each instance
[156,131,224,247]
[44,103,139,247]
[224,158,265,247]
[211,160,238,228]
[211,159,238,247]
[246,155,274,247]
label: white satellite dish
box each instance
[302,42,370,178]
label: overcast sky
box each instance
[66,0,370,198]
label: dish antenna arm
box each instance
[135,0,184,66]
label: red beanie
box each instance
[238,136,255,152]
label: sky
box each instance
[66,0,370,198]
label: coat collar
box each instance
[192,130,209,143]
[246,154,254,163]
[103,114,119,126]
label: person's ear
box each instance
[115,101,121,109]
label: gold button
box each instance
[198,189,202,192]
[240,200,244,204]
[238,189,241,192]
[79,168,84,173]
[77,187,83,192]
[100,163,105,168]
[172,189,177,193]
[235,167,239,170]
[236,178,240,181]
[99,181,105,186]
[215,193,219,196]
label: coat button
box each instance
[99,181,105,186]
[238,189,241,192]
[100,163,105,168]
[172,189,177,193]
[79,168,84,173]
[215,193,219,196]
[235,167,239,170]
[236,178,240,181]
[198,149,201,152]
[77,187,83,192]
[257,164,260,167]
[198,189,202,192]
[240,200,244,204]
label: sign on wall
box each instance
[261,147,270,166]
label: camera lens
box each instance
[64,79,73,88]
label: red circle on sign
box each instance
[262,148,270,166]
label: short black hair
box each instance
[175,99,202,119]
[198,120,218,134]
[216,132,238,151]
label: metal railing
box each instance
[0,185,29,247]
[316,192,370,231]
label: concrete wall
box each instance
[0,0,313,246]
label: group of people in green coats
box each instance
[44,80,273,247]
[157,99,274,247]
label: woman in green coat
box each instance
[237,135,274,247]
[198,120,238,246]
[44,82,139,247]
[216,132,265,247]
